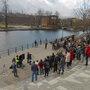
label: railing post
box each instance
[22,45,23,51]
[15,47,17,53]
[8,49,10,55]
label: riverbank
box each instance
[0,28,58,32]
[0,25,82,32]
[0,25,60,31]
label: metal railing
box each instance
[0,30,88,58]
[0,39,55,58]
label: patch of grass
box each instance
[0,23,31,29]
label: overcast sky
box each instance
[0,0,90,17]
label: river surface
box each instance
[0,29,83,51]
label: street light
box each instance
[62,28,63,38]
[60,21,63,38]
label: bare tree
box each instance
[45,11,52,16]
[1,0,8,29]
[55,11,59,17]
[37,9,44,16]
[74,0,90,31]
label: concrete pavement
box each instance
[1,60,90,90]
[0,43,90,90]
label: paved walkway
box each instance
[0,44,58,88]
[1,60,90,90]
[0,42,90,90]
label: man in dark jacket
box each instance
[12,58,18,77]
[31,61,38,82]
[59,54,65,75]
[53,56,58,72]
[44,58,50,77]
[27,52,32,64]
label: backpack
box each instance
[45,61,50,69]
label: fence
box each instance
[0,39,55,58]
[0,31,88,58]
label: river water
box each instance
[0,29,83,51]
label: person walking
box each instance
[31,61,38,82]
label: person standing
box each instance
[70,49,75,66]
[38,59,44,75]
[76,46,82,62]
[85,44,90,66]
[45,42,48,49]
[27,52,30,63]
[44,58,50,77]
[34,40,38,47]
[31,61,38,82]
[45,38,48,49]
[16,55,19,68]
[12,58,18,77]
[27,52,32,65]
[59,53,65,75]
[40,39,42,45]
[53,56,58,72]
[65,51,70,69]
[35,60,39,75]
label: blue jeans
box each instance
[59,66,64,74]
[32,71,37,82]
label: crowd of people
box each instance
[10,33,90,82]
[31,34,90,82]
[10,54,25,77]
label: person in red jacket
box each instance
[38,59,44,75]
[70,48,75,66]
[85,44,90,66]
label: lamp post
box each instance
[61,21,63,38]
[62,28,63,38]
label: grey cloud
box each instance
[0,0,76,17]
